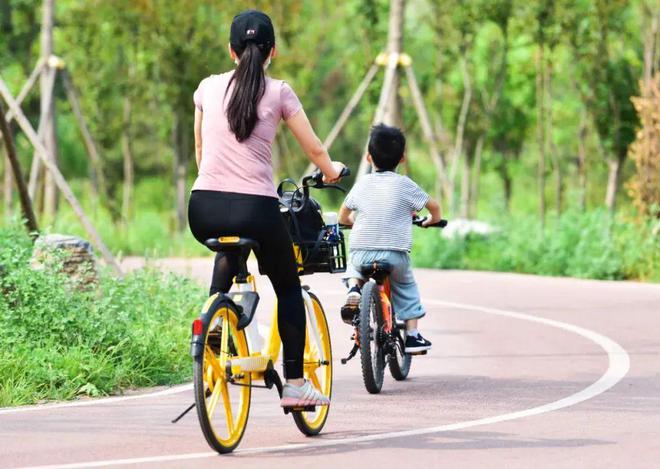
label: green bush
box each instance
[412,210,659,281]
[0,225,204,407]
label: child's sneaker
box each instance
[340,286,361,324]
[404,332,432,353]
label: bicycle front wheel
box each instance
[292,291,333,436]
[359,281,385,393]
[193,305,251,454]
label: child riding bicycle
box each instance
[338,124,442,353]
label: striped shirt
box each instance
[344,171,430,252]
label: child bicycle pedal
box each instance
[338,124,442,354]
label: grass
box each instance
[0,224,204,407]
[412,209,660,281]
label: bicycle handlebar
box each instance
[412,216,448,228]
[340,217,448,230]
[302,167,351,192]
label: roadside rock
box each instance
[31,234,98,289]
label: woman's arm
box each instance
[194,108,203,169]
[285,109,342,182]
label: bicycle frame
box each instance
[379,278,394,334]
[228,275,326,385]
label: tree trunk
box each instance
[382,0,404,127]
[173,114,188,232]
[62,70,107,199]
[605,154,624,211]
[545,52,562,215]
[3,154,12,215]
[460,144,471,218]
[40,0,58,220]
[0,102,39,235]
[469,134,484,219]
[357,0,406,178]
[577,108,588,210]
[499,160,513,211]
[121,97,134,221]
[449,55,472,209]
[536,44,546,228]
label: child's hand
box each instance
[422,215,442,227]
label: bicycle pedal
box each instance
[228,356,270,372]
[409,350,428,356]
[283,405,316,414]
[340,305,358,324]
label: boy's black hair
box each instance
[368,124,406,171]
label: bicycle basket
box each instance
[293,229,347,275]
[277,178,347,275]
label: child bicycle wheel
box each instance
[193,305,251,454]
[292,291,333,435]
[359,282,385,393]
[388,326,412,380]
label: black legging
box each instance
[188,190,305,379]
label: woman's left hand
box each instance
[323,161,346,184]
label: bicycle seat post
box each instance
[234,247,251,284]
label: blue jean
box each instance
[344,250,425,321]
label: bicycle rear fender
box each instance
[228,291,259,330]
[190,293,242,358]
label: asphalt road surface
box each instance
[1,258,659,468]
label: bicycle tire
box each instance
[292,291,333,436]
[193,305,251,454]
[359,281,385,393]
[388,327,412,380]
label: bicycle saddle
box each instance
[359,261,393,280]
[204,237,260,254]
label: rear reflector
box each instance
[192,319,203,336]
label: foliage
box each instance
[412,209,660,281]
[0,224,203,406]
[627,72,660,219]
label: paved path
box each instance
[1,258,659,468]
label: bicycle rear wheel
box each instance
[359,281,385,393]
[293,291,333,436]
[389,327,412,380]
[193,305,251,454]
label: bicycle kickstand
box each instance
[171,402,196,424]
[341,344,359,364]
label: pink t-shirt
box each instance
[192,71,303,198]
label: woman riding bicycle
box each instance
[188,10,344,407]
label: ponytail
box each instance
[226,42,270,142]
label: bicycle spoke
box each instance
[207,379,222,416]
[204,347,223,379]
[220,381,235,435]
[220,315,230,365]
[308,370,322,391]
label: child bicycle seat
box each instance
[359,261,393,283]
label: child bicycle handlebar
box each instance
[412,216,448,228]
[340,216,448,230]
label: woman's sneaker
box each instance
[404,333,432,353]
[280,380,330,407]
[340,286,361,324]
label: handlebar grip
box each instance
[412,217,448,228]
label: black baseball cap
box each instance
[230,10,275,50]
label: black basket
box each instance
[295,229,347,275]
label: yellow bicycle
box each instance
[184,169,349,454]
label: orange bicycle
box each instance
[340,216,447,394]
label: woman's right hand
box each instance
[323,161,346,184]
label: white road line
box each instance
[13,298,630,469]
[0,384,193,415]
